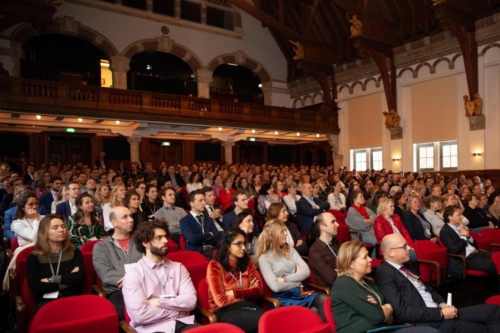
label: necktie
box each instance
[400,266,423,286]
[207,206,213,214]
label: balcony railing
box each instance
[0,77,338,132]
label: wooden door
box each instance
[48,136,91,165]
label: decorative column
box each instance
[196,68,213,98]
[327,134,343,170]
[222,141,235,164]
[261,81,272,105]
[127,136,142,163]
[110,55,130,89]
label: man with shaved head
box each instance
[375,234,500,332]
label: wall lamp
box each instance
[392,158,400,162]
[473,153,482,157]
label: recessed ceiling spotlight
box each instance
[218,127,222,131]
[316,134,320,138]
[116,120,120,125]
[252,129,255,133]
[275,131,278,135]
[296,132,300,136]
[36,115,41,120]
[78,118,83,122]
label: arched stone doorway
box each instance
[211,64,262,103]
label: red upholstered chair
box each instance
[9,244,34,303]
[485,295,500,306]
[182,186,189,207]
[323,296,336,333]
[166,251,209,289]
[256,271,281,310]
[470,231,491,251]
[412,240,448,285]
[307,264,331,295]
[179,235,187,251]
[196,278,217,325]
[247,199,255,211]
[258,306,326,333]
[119,304,137,333]
[168,237,179,252]
[11,236,19,251]
[335,224,350,244]
[441,242,490,279]
[80,240,106,296]
[15,279,37,333]
[188,323,245,333]
[329,209,347,225]
[30,295,118,333]
[480,228,500,252]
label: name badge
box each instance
[43,291,59,299]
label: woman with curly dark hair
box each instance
[206,229,264,333]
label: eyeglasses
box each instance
[390,243,409,251]
[231,242,246,248]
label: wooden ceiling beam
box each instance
[304,0,321,36]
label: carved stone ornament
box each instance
[161,26,169,34]
[288,40,304,61]
[389,126,403,140]
[347,14,362,37]
[468,115,485,131]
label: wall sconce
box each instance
[473,153,482,157]
[392,158,400,162]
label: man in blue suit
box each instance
[39,176,63,213]
[55,181,81,220]
[180,189,220,260]
[296,183,330,237]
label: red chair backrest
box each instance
[258,306,324,333]
[168,237,179,252]
[480,228,500,243]
[214,197,221,206]
[179,235,187,251]
[323,296,336,333]
[81,240,103,294]
[22,278,36,322]
[31,295,118,333]
[412,240,448,282]
[491,252,500,275]
[247,199,255,211]
[336,224,349,243]
[15,245,34,290]
[166,251,209,288]
[197,278,212,325]
[11,236,19,251]
[187,323,245,333]
[257,271,277,310]
[329,210,347,225]
[469,231,490,251]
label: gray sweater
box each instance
[154,205,187,235]
[346,206,376,233]
[258,247,310,293]
[92,236,143,294]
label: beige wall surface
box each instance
[348,93,383,149]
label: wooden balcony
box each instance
[0,77,339,133]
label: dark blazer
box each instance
[0,192,13,215]
[180,213,220,252]
[439,223,477,277]
[39,191,54,213]
[285,222,308,256]
[308,237,338,286]
[296,196,330,235]
[165,173,186,187]
[463,206,489,229]
[23,172,34,185]
[55,201,72,220]
[95,159,108,170]
[403,211,436,240]
[374,261,444,326]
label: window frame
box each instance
[353,149,367,172]
[416,143,435,172]
[371,148,383,171]
[440,140,458,171]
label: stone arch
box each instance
[312,92,323,103]
[351,80,364,93]
[303,95,314,105]
[122,36,203,72]
[11,16,119,60]
[397,67,416,79]
[480,43,500,57]
[363,77,379,90]
[415,62,433,76]
[338,84,351,95]
[292,97,304,109]
[432,57,454,71]
[206,51,272,84]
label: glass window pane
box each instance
[426,147,433,156]
[419,147,427,157]
[451,145,457,155]
[451,156,458,167]
[443,157,450,168]
[443,146,450,156]
[427,158,434,168]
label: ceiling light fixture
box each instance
[275,131,278,135]
[252,129,255,133]
[316,134,320,138]
[78,118,83,122]
[218,127,222,131]
[36,115,41,120]
[116,120,120,125]
[296,132,300,136]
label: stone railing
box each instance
[0,77,338,132]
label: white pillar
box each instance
[196,68,213,98]
[110,55,130,89]
[261,81,272,105]
[327,134,343,169]
[222,141,235,164]
[127,136,142,163]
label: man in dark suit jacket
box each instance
[296,183,330,236]
[165,165,186,188]
[375,234,500,333]
[55,181,81,220]
[180,189,220,260]
[39,176,63,212]
[440,205,496,278]
[95,151,108,172]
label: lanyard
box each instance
[320,239,337,257]
[25,218,33,229]
[48,250,63,277]
[229,270,242,289]
[143,260,169,294]
[358,279,382,305]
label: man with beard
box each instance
[39,176,63,212]
[123,220,199,333]
[93,206,142,320]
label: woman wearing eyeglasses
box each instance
[257,220,327,320]
[207,229,264,333]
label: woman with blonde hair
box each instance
[331,240,434,333]
[93,183,110,217]
[26,214,85,312]
[266,202,308,256]
[102,183,127,231]
[257,220,327,320]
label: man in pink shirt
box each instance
[123,221,199,333]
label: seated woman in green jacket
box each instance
[330,240,439,333]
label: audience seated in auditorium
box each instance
[296,183,330,237]
[375,233,500,333]
[39,176,62,213]
[93,206,142,320]
[266,202,308,256]
[207,229,264,333]
[219,178,236,212]
[403,195,438,242]
[308,212,340,287]
[230,210,258,262]
[26,214,85,313]
[201,186,224,232]
[153,186,187,246]
[12,192,45,246]
[141,184,160,220]
[440,205,497,278]
[124,190,146,233]
[327,180,346,212]
[346,189,377,247]
[102,183,127,231]
[257,220,327,321]
[180,190,220,260]
[67,193,106,248]
[55,181,81,221]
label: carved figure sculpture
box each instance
[288,40,304,61]
[383,111,393,129]
[348,15,362,37]
[464,95,475,117]
[473,93,483,116]
[389,109,400,128]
